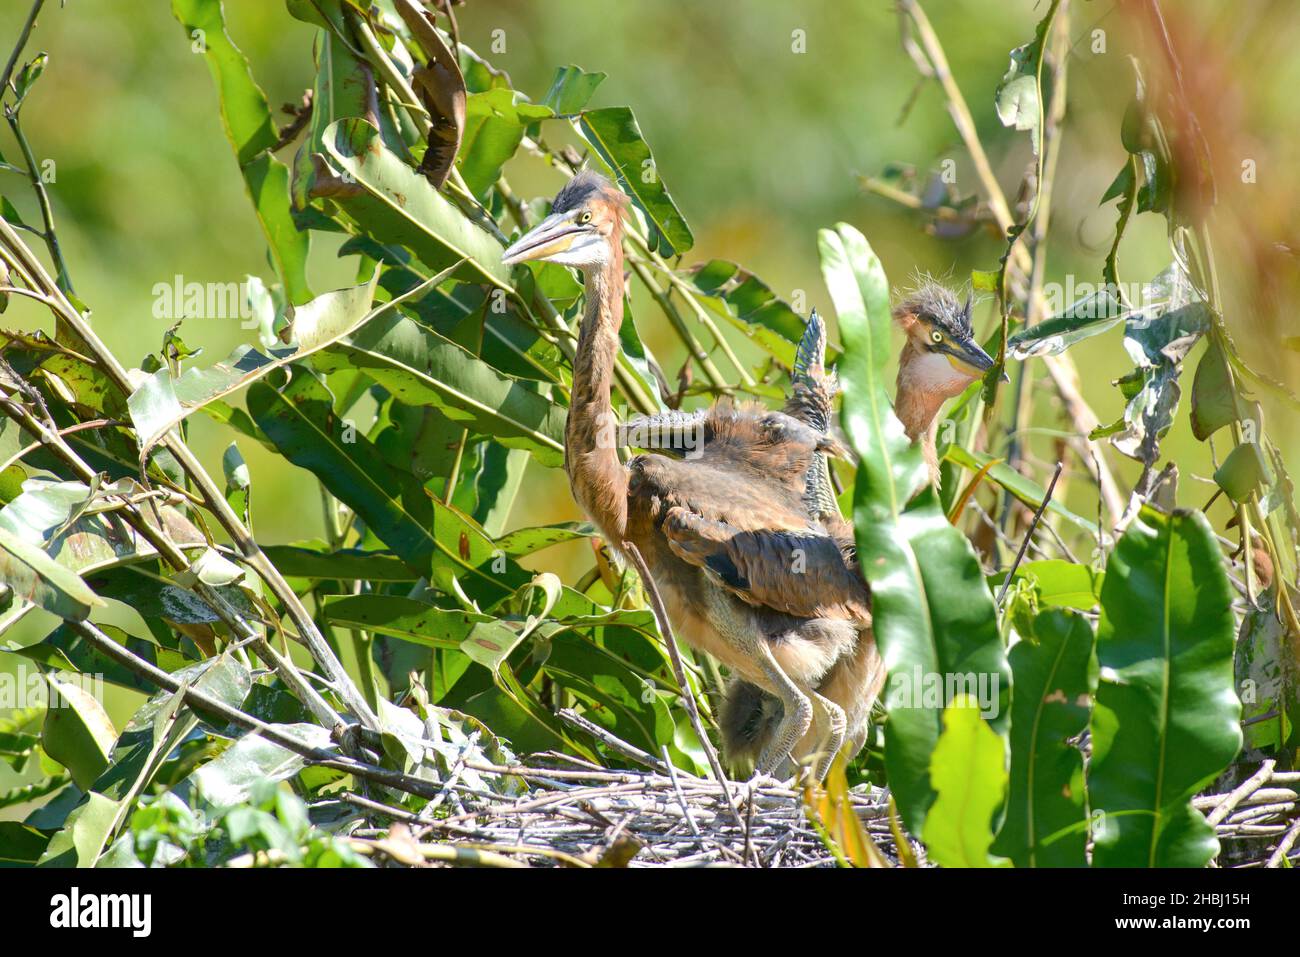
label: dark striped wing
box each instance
[660,505,870,624]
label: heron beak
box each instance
[816,433,853,462]
[502,212,584,266]
[946,339,1007,382]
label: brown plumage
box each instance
[503,176,994,781]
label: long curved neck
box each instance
[895,348,950,485]
[566,244,629,544]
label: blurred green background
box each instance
[1,0,1296,783]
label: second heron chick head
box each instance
[893,280,1004,398]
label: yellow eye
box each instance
[930,330,943,344]
[579,210,592,224]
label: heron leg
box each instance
[749,639,813,780]
[809,691,846,782]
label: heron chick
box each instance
[504,172,996,781]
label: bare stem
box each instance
[621,540,745,828]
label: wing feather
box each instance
[660,505,870,625]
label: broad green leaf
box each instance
[945,445,1102,539]
[0,822,49,865]
[292,24,373,208]
[0,523,102,620]
[994,1,1060,150]
[248,373,438,574]
[495,522,596,557]
[42,675,118,791]
[321,118,513,290]
[472,442,529,538]
[127,274,379,452]
[826,222,1007,838]
[1190,339,1236,441]
[577,106,693,255]
[993,610,1095,867]
[1214,441,1266,503]
[996,560,1104,611]
[191,723,333,808]
[1006,288,1124,359]
[925,698,1010,868]
[85,564,255,626]
[263,543,418,581]
[316,306,567,467]
[682,260,820,367]
[459,89,552,199]
[1235,600,1294,754]
[171,0,311,303]
[323,594,492,649]
[1089,507,1241,867]
[36,791,117,868]
[543,65,606,115]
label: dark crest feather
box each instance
[893,278,974,338]
[552,169,626,214]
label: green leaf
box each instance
[494,522,596,557]
[1235,601,1294,754]
[1190,340,1236,441]
[247,373,438,575]
[1006,289,1124,359]
[682,260,819,367]
[999,560,1104,611]
[323,594,492,649]
[0,821,50,865]
[191,723,333,808]
[459,89,553,199]
[825,222,1007,838]
[472,442,529,539]
[543,65,606,114]
[36,791,117,868]
[42,675,118,791]
[994,1,1060,152]
[291,24,373,208]
[126,274,379,452]
[944,446,1102,539]
[577,106,693,255]
[1089,507,1241,867]
[321,118,513,290]
[13,52,48,107]
[924,698,1010,868]
[993,610,1095,867]
[171,0,311,303]
[996,46,1040,137]
[315,305,567,467]
[84,564,254,626]
[1214,442,1267,503]
[0,523,102,620]
[263,544,418,581]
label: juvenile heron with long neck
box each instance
[503,171,995,779]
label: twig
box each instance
[1206,760,1276,827]
[0,0,45,97]
[557,707,673,775]
[1267,816,1300,868]
[662,745,701,838]
[0,217,380,731]
[67,619,448,801]
[997,462,1064,605]
[621,540,745,828]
